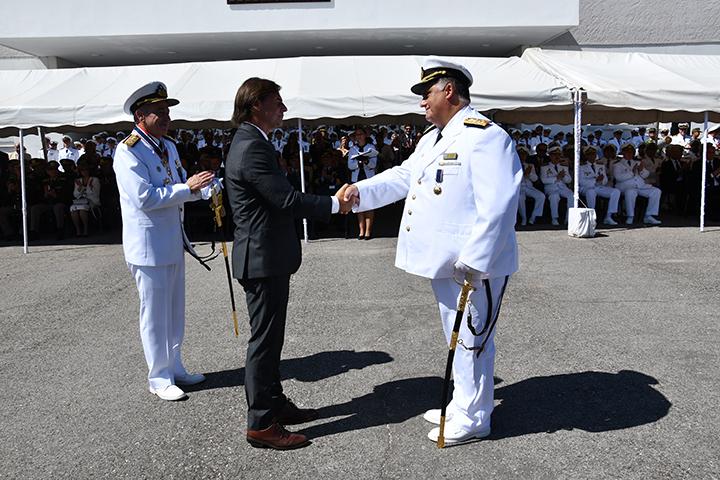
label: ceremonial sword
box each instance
[210,183,239,337]
[437,275,475,448]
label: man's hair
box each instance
[435,77,470,105]
[231,77,281,127]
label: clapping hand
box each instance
[335,183,355,214]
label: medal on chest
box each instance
[434,169,443,195]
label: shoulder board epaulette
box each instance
[123,134,140,147]
[464,118,491,128]
[420,125,437,138]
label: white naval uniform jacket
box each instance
[612,159,650,190]
[540,163,572,193]
[520,162,539,188]
[114,132,198,266]
[578,162,608,191]
[353,105,521,279]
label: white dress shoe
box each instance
[428,421,491,446]
[603,217,618,226]
[175,373,206,386]
[150,385,187,401]
[423,408,453,425]
[643,215,662,225]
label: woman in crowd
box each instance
[70,164,101,237]
[347,127,378,239]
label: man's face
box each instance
[622,148,634,160]
[549,152,561,164]
[586,151,597,163]
[537,144,547,156]
[420,81,449,127]
[137,101,171,137]
[354,129,366,145]
[256,92,287,131]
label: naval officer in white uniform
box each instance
[344,57,522,445]
[516,145,545,225]
[114,82,215,401]
[612,143,662,225]
[578,145,620,225]
[540,145,574,225]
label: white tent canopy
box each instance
[522,48,720,123]
[0,55,572,134]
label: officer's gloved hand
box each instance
[453,260,486,286]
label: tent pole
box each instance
[297,118,309,243]
[18,129,29,254]
[572,89,581,208]
[700,111,709,232]
[37,127,47,160]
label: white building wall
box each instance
[546,0,720,53]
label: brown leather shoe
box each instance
[274,398,319,425]
[246,423,310,450]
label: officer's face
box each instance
[622,148,634,160]
[137,101,171,137]
[420,82,449,126]
[256,92,287,130]
[549,152,561,164]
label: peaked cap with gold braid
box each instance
[123,81,180,115]
[410,56,474,95]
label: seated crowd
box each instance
[1,121,718,242]
[513,123,720,226]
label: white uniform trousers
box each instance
[518,185,545,222]
[431,276,509,432]
[129,261,188,391]
[581,185,620,215]
[620,186,661,218]
[547,185,574,220]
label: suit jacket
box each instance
[225,123,331,279]
[353,105,521,280]
[114,131,197,266]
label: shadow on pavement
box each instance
[490,370,671,439]
[300,370,670,440]
[184,349,394,392]
[300,376,444,439]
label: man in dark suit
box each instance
[661,144,690,213]
[224,77,352,450]
[691,143,720,219]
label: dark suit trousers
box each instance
[239,275,290,430]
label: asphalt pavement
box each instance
[1,224,719,479]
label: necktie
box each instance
[435,131,442,145]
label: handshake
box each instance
[334,184,360,214]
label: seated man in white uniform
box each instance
[578,145,620,225]
[540,145,573,225]
[114,81,216,401]
[612,143,662,225]
[516,145,545,225]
